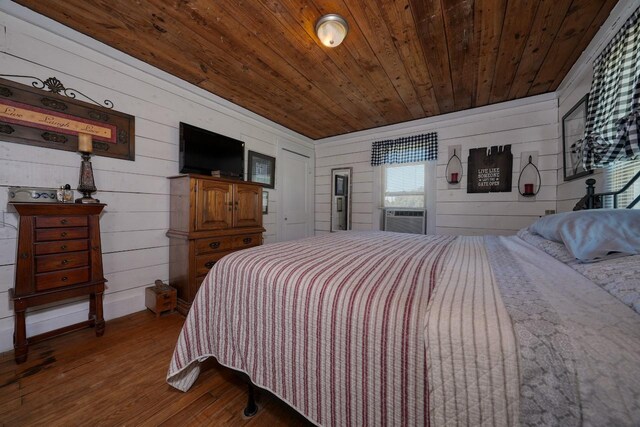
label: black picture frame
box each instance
[562,94,593,181]
[335,175,346,196]
[248,151,275,189]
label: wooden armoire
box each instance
[167,174,264,315]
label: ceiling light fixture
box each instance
[315,14,349,48]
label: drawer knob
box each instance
[61,245,67,250]
[61,219,68,224]
[204,261,216,269]
[209,242,220,249]
[61,276,68,282]
[61,232,68,237]
[243,238,252,244]
[61,259,69,265]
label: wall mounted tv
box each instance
[179,122,244,177]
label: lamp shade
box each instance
[316,14,349,47]
[78,133,93,153]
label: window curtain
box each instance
[575,6,640,170]
[371,132,438,166]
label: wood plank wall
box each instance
[0,9,312,352]
[315,95,559,236]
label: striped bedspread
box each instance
[167,232,519,426]
[166,231,640,426]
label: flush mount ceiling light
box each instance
[315,14,349,47]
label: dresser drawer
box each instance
[35,216,88,228]
[35,267,90,291]
[195,237,232,255]
[35,227,89,242]
[35,251,89,273]
[157,292,177,311]
[232,234,261,249]
[35,239,89,255]
[194,251,231,277]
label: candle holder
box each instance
[518,155,541,197]
[445,149,463,184]
[76,133,99,204]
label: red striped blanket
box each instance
[166,232,518,426]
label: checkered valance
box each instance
[574,6,640,170]
[371,132,438,166]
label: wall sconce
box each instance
[316,14,349,47]
[518,155,541,197]
[76,133,99,203]
[445,149,463,184]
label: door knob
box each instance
[284,217,288,221]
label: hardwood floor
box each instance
[0,311,312,426]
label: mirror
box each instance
[330,168,352,232]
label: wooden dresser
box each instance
[10,203,107,363]
[167,175,264,315]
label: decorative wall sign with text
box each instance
[0,76,135,161]
[467,145,513,193]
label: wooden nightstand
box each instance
[10,202,107,364]
[145,281,177,317]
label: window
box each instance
[383,162,426,208]
[605,160,640,208]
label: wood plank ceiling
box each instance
[14,0,619,139]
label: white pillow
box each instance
[528,209,640,262]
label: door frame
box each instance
[276,137,315,242]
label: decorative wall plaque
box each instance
[0,76,135,161]
[467,145,513,193]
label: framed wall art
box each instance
[248,150,275,189]
[0,75,135,161]
[467,145,513,193]
[562,94,592,181]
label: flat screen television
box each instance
[179,122,244,177]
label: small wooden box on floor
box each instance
[145,284,177,317]
[167,175,264,315]
[9,202,107,364]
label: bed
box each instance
[167,190,640,426]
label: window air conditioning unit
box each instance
[383,209,426,234]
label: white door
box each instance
[280,148,311,241]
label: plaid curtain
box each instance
[575,6,640,170]
[371,132,438,166]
